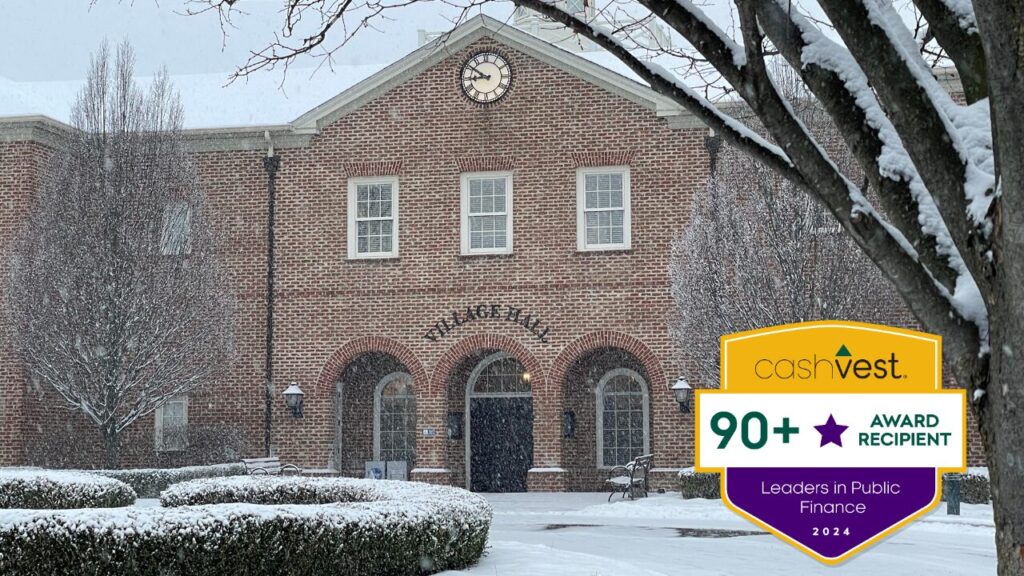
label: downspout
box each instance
[704,126,723,175]
[262,131,280,457]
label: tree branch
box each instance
[911,0,988,102]
[816,0,993,297]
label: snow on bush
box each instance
[677,468,720,500]
[0,469,136,509]
[0,476,491,576]
[942,469,991,505]
[91,463,245,497]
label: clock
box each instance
[460,52,512,104]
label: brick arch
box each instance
[429,333,546,396]
[550,331,667,393]
[315,336,427,395]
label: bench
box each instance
[242,457,302,476]
[605,454,653,502]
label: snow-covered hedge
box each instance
[0,476,491,575]
[677,468,720,499]
[0,470,136,509]
[92,463,246,497]
[942,469,991,505]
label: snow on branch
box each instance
[934,0,978,33]
[514,0,800,183]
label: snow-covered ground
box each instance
[440,492,995,576]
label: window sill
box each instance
[576,246,633,254]
[459,251,515,259]
[346,255,400,262]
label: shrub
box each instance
[0,476,491,576]
[92,463,246,497]
[0,470,136,509]
[678,468,721,499]
[942,468,991,505]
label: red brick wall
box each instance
[0,141,48,466]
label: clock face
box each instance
[460,52,512,104]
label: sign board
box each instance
[696,321,966,564]
[364,460,408,481]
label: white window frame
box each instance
[347,176,400,259]
[160,200,193,255]
[595,368,650,469]
[373,372,416,462]
[460,171,514,255]
[576,166,631,251]
[154,395,189,452]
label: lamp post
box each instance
[283,382,304,418]
[672,377,693,413]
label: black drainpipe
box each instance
[262,134,280,458]
[704,128,723,175]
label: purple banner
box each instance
[725,467,938,559]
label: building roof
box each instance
[0,15,695,152]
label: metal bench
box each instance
[242,457,302,476]
[606,454,654,502]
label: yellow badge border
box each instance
[693,321,967,565]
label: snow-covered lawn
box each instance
[440,493,994,576]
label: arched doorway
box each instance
[465,351,533,492]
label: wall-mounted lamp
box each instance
[448,412,464,440]
[672,377,692,413]
[522,371,532,384]
[563,410,576,438]
[283,382,304,418]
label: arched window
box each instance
[374,372,416,463]
[596,368,649,467]
[470,352,531,396]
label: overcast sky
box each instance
[0,0,515,82]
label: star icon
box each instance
[814,414,849,447]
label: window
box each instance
[160,201,192,255]
[470,353,531,395]
[348,177,399,259]
[563,0,586,15]
[577,167,631,251]
[461,172,513,255]
[155,395,188,452]
[596,368,649,467]
[374,373,416,464]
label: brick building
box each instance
[0,16,983,490]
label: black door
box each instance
[470,397,533,492]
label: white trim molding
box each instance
[347,176,400,259]
[595,367,650,468]
[460,171,514,256]
[576,166,632,251]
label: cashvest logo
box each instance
[753,344,906,381]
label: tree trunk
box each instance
[981,346,1024,576]
[103,427,120,469]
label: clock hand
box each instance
[467,66,491,80]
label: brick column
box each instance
[410,391,452,485]
[528,374,566,491]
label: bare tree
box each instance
[150,0,1019,571]
[671,68,899,385]
[6,43,234,468]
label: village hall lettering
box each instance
[424,304,550,343]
